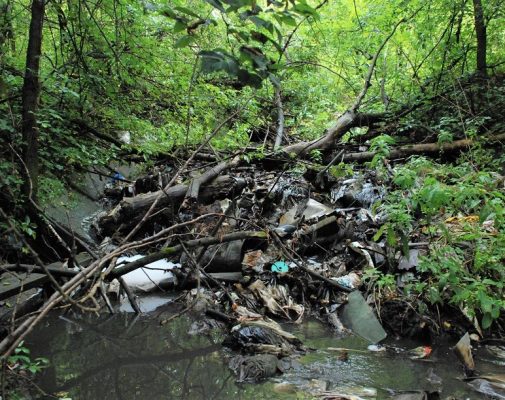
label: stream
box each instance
[27,299,501,400]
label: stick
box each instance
[118,277,141,314]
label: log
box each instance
[2,264,78,278]
[0,272,48,301]
[0,253,93,300]
[98,175,246,236]
[341,133,505,163]
[180,157,240,213]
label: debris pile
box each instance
[2,153,501,396]
[85,161,398,381]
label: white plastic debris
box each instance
[118,255,180,293]
[332,272,361,290]
[349,242,375,269]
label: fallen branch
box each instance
[281,13,416,156]
[180,156,240,213]
[273,85,284,150]
[342,133,505,163]
[98,175,246,236]
[122,109,243,243]
[109,230,267,279]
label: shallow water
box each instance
[26,299,504,400]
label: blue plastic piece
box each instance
[110,171,125,183]
[271,261,289,273]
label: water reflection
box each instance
[27,306,494,399]
[28,310,271,400]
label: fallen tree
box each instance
[98,174,246,237]
[341,133,505,163]
[96,19,411,240]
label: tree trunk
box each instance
[273,85,284,150]
[340,133,505,163]
[21,0,45,200]
[0,1,14,53]
[472,0,486,75]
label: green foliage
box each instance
[371,152,505,329]
[309,149,323,164]
[8,341,49,374]
[328,162,354,179]
[368,134,396,167]
[363,267,396,294]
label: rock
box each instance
[229,353,279,382]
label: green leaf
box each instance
[240,46,268,70]
[482,313,493,329]
[199,50,239,75]
[293,1,318,17]
[173,20,187,33]
[174,35,195,48]
[161,7,177,19]
[274,12,297,26]
[251,31,269,44]
[222,0,253,12]
[249,16,274,33]
[237,69,263,88]
[373,224,387,241]
[174,6,201,18]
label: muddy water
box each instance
[27,300,501,400]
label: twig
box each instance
[118,277,141,314]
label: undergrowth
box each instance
[367,146,505,332]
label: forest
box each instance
[0,0,504,398]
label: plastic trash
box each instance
[407,346,432,359]
[118,255,179,293]
[271,261,289,273]
[397,249,420,271]
[279,198,333,225]
[110,171,125,184]
[332,272,361,290]
[367,344,386,352]
[467,376,505,399]
[273,224,297,238]
[340,291,387,344]
[455,332,475,370]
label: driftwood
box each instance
[0,229,267,357]
[118,277,142,314]
[180,157,240,213]
[98,175,246,236]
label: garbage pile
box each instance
[90,160,428,383]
